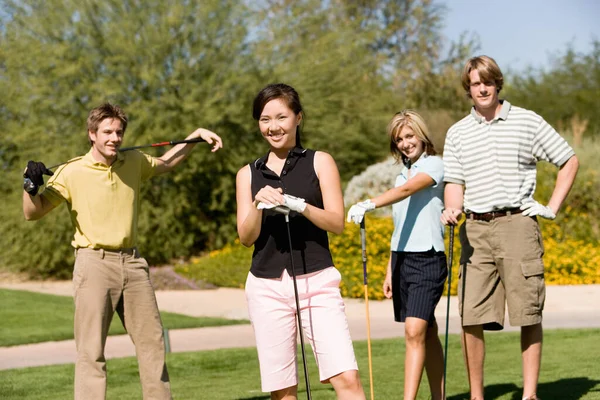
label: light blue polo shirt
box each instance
[390,154,445,252]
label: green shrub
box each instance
[175,240,252,289]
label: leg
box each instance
[120,253,171,399]
[271,385,298,400]
[403,317,428,400]
[494,215,546,400]
[458,221,507,400]
[521,323,543,399]
[297,267,365,399]
[424,321,445,400]
[73,249,123,400]
[397,251,448,400]
[245,272,299,393]
[328,370,365,400]
[462,325,485,400]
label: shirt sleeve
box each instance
[139,151,158,182]
[532,118,575,167]
[419,156,444,186]
[42,165,71,206]
[442,130,464,184]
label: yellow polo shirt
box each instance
[43,149,157,249]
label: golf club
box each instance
[23,138,207,193]
[46,138,207,170]
[360,219,375,400]
[443,225,455,398]
[269,204,312,400]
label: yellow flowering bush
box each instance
[178,216,600,298]
[329,218,394,300]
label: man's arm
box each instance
[547,155,579,215]
[441,183,464,225]
[154,128,223,175]
[23,192,57,221]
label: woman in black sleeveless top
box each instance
[236,83,365,399]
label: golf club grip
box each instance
[163,138,206,146]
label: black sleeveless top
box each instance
[249,147,335,278]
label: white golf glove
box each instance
[346,199,376,224]
[283,194,307,213]
[520,201,556,220]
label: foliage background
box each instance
[0,0,598,282]
[178,135,600,299]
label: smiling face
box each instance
[394,125,425,164]
[88,118,124,165]
[468,69,501,115]
[258,98,302,150]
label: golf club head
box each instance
[271,205,290,216]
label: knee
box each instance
[405,325,427,345]
[330,370,363,392]
[271,385,297,400]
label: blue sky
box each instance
[441,0,600,72]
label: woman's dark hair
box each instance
[252,83,303,148]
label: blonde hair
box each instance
[387,110,436,166]
[461,55,504,97]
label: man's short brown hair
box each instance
[461,55,504,97]
[87,103,128,134]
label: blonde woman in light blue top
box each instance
[347,110,447,400]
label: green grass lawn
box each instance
[1,329,599,399]
[0,289,248,347]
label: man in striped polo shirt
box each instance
[441,55,579,400]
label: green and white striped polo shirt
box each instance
[443,100,575,213]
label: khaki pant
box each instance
[73,248,171,400]
[458,213,546,330]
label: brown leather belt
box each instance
[466,208,522,222]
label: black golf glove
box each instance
[23,161,53,196]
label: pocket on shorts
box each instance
[519,259,546,315]
[520,259,544,278]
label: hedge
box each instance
[177,215,600,300]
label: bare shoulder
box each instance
[236,164,251,183]
[313,151,339,179]
[314,150,337,168]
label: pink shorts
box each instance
[245,267,359,393]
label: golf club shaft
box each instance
[119,137,205,151]
[284,214,312,400]
[360,220,375,400]
[443,225,455,398]
[47,138,206,170]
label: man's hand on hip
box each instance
[520,201,556,220]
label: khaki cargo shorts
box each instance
[458,213,546,330]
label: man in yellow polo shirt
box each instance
[22,103,223,400]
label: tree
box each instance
[505,40,600,137]
[0,0,261,275]
[0,0,477,276]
